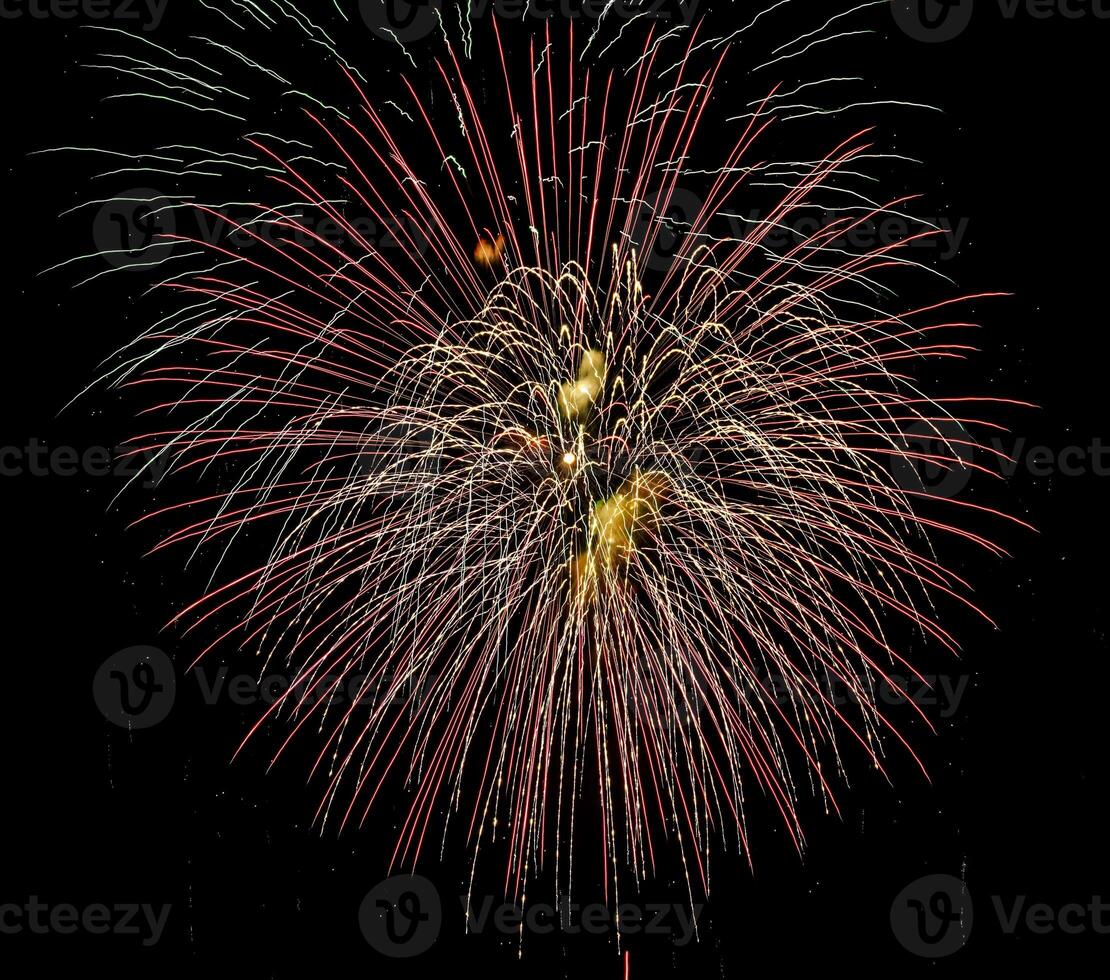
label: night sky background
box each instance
[2,1,1108,975]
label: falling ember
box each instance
[473,233,506,267]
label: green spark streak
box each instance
[384,28,419,70]
[194,36,289,84]
[32,147,184,165]
[81,25,218,75]
[102,93,247,123]
[458,0,474,59]
[226,0,275,30]
[196,0,247,32]
[283,90,350,120]
[452,92,468,138]
[88,53,242,98]
[245,133,312,149]
[83,65,221,103]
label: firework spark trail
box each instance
[61,0,1031,916]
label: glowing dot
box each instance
[563,452,577,466]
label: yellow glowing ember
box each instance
[558,348,607,422]
[571,469,669,602]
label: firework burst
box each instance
[61,1,1028,911]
